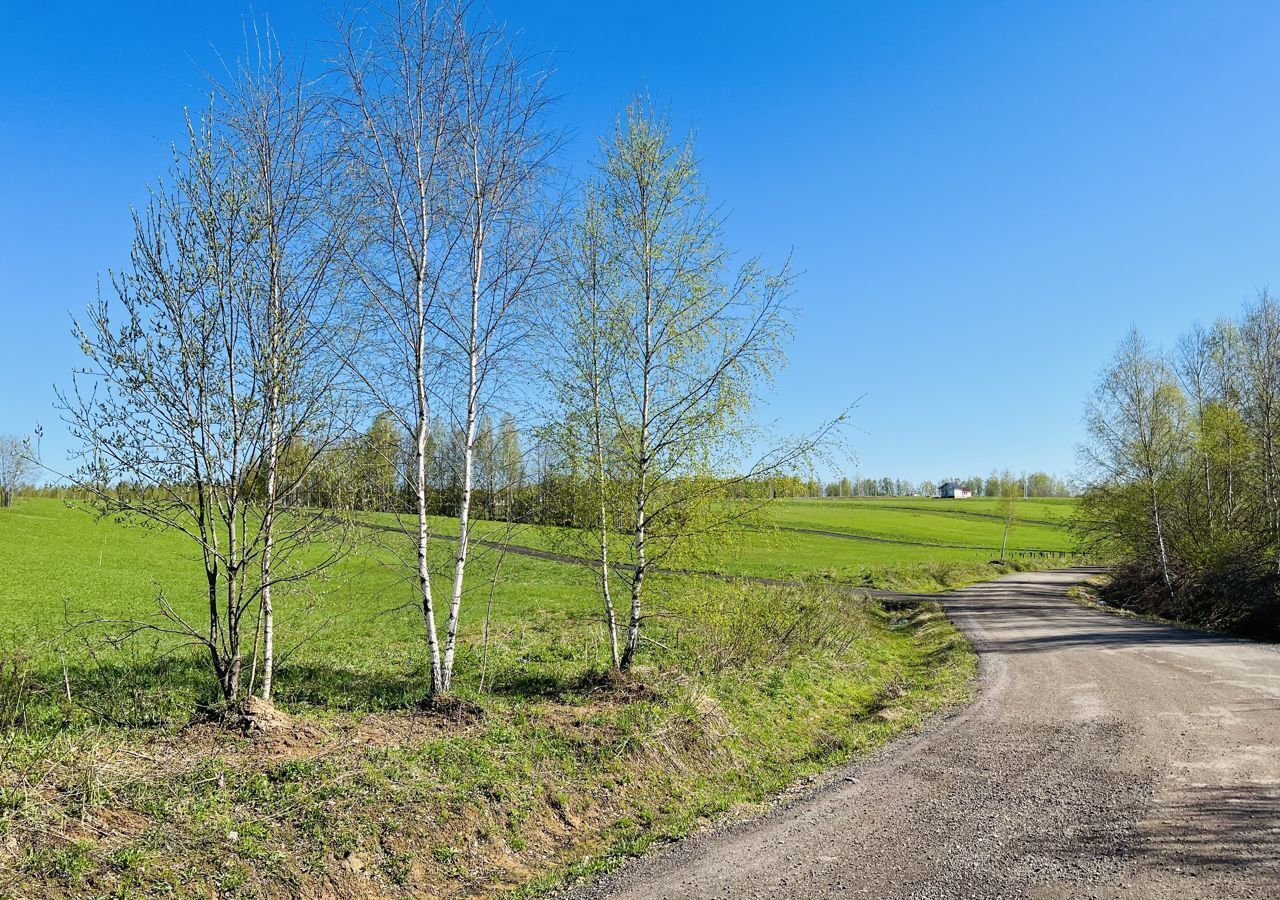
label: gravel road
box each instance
[570,569,1280,899]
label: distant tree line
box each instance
[23,417,827,528]
[816,471,1073,499]
[1080,293,1280,637]
[22,441,1072,512]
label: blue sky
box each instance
[3,0,1279,484]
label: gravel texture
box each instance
[569,569,1280,899]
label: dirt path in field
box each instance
[569,569,1280,899]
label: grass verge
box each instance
[0,583,973,899]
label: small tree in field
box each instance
[334,0,557,696]
[557,100,802,670]
[0,436,35,508]
[61,33,349,707]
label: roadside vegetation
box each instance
[1080,296,1280,639]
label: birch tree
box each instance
[550,181,625,666]
[335,2,451,695]
[591,100,797,670]
[440,17,557,691]
[335,0,556,696]
[1077,302,1280,630]
[60,27,350,708]
[212,26,354,701]
[63,111,275,705]
[1082,328,1186,592]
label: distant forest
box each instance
[818,471,1073,499]
[23,417,1073,514]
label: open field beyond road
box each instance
[2,497,1080,662]
[758,498,1077,548]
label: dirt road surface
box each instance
[570,569,1280,899]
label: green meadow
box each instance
[0,496,1076,897]
[756,497,1078,550]
[439,495,1080,586]
[3,496,1079,669]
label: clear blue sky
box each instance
[3,0,1279,484]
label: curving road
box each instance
[571,569,1280,899]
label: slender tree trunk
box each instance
[621,248,653,671]
[260,445,278,701]
[259,274,282,701]
[599,525,619,668]
[622,507,645,669]
[587,264,619,667]
[225,501,241,702]
[205,548,224,698]
[442,203,484,693]
[415,285,444,696]
[593,390,619,668]
[1150,479,1173,593]
[1226,427,1235,525]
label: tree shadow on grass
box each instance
[14,651,430,729]
[11,647,635,733]
[477,665,654,705]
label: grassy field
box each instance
[807,496,1080,524]
[383,511,1021,584]
[758,498,1077,550]
[0,496,1076,897]
[443,495,1081,590]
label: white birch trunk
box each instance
[416,291,444,695]
[621,249,653,671]
[595,400,619,668]
[442,203,484,692]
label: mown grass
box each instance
[408,512,1030,580]
[816,495,1080,523]
[757,498,1077,550]
[0,498,993,898]
[384,495,1080,589]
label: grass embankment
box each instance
[0,500,976,898]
